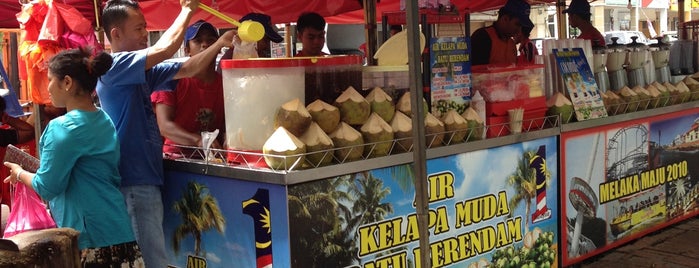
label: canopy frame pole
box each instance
[557,0,567,39]
[406,0,430,267]
[363,0,378,65]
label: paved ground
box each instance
[1,204,697,267]
[576,216,699,268]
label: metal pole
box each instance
[557,0,567,39]
[406,0,430,267]
[363,0,378,66]
[678,0,685,25]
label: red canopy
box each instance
[0,0,549,29]
[140,0,364,30]
[326,0,551,24]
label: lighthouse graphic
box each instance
[530,145,552,223]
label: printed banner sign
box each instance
[561,108,699,266]
[430,36,472,117]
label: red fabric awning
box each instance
[326,0,552,24]
[1,0,553,29]
[140,0,364,30]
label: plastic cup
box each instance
[508,108,524,134]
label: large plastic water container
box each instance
[220,58,306,152]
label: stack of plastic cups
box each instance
[543,39,558,99]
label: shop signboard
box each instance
[288,136,559,268]
[429,36,472,117]
[560,107,699,266]
[605,0,640,6]
[162,172,290,268]
[553,48,608,121]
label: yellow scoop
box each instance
[198,3,265,42]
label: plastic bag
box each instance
[3,183,56,238]
[232,35,258,59]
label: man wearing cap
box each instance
[241,13,284,57]
[98,1,236,266]
[564,0,605,46]
[151,20,227,157]
[220,13,284,58]
[471,0,533,65]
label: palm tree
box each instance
[349,171,394,226]
[506,150,550,233]
[172,181,226,256]
[288,176,355,267]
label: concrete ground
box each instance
[0,204,696,267]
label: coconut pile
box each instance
[262,86,485,169]
[599,78,696,115]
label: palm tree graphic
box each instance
[172,181,226,256]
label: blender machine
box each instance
[650,37,671,84]
[626,36,649,88]
[606,37,628,91]
[592,43,610,92]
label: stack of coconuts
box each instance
[546,73,699,122]
[262,86,485,170]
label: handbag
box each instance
[3,183,57,238]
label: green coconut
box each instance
[262,127,306,170]
[441,110,468,144]
[632,86,651,111]
[664,82,681,105]
[334,86,371,126]
[390,111,413,153]
[329,122,365,162]
[396,92,429,118]
[274,98,312,137]
[365,87,396,123]
[461,107,485,141]
[683,76,699,101]
[645,84,662,109]
[675,81,692,103]
[617,86,640,113]
[425,113,445,148]
[306,99,341,134]
[601,91,622,115]
[546,92,575,123]
[360,113,394,158]
[299,122,334,167]
[651,81,671,107]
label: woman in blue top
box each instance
[4,47,144,267]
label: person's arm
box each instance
[154,103,202,147]
[145,0,199,71]
[174,30,236,79]
[3,162,35,189]
[470,28,492,66]
[2,112,34,144]
[526,41,535,62]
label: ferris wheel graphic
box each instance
[606,124,649,182]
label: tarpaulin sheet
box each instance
[0,0,550,29]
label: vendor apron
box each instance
[486,27,517,65]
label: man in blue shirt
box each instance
[97,0,235,266]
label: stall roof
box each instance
[0,0,555,30]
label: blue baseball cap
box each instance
[185,20,219,41]
[240,13,284,43]
[563,0,591,16]
[501,0,534,28]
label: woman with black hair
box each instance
[4,47,144,267]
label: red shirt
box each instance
[485,27,517,65]
[578,28,606,46]
[151,73,226,155]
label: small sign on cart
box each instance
[553,48,608,121]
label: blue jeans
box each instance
[121,185,167,268]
